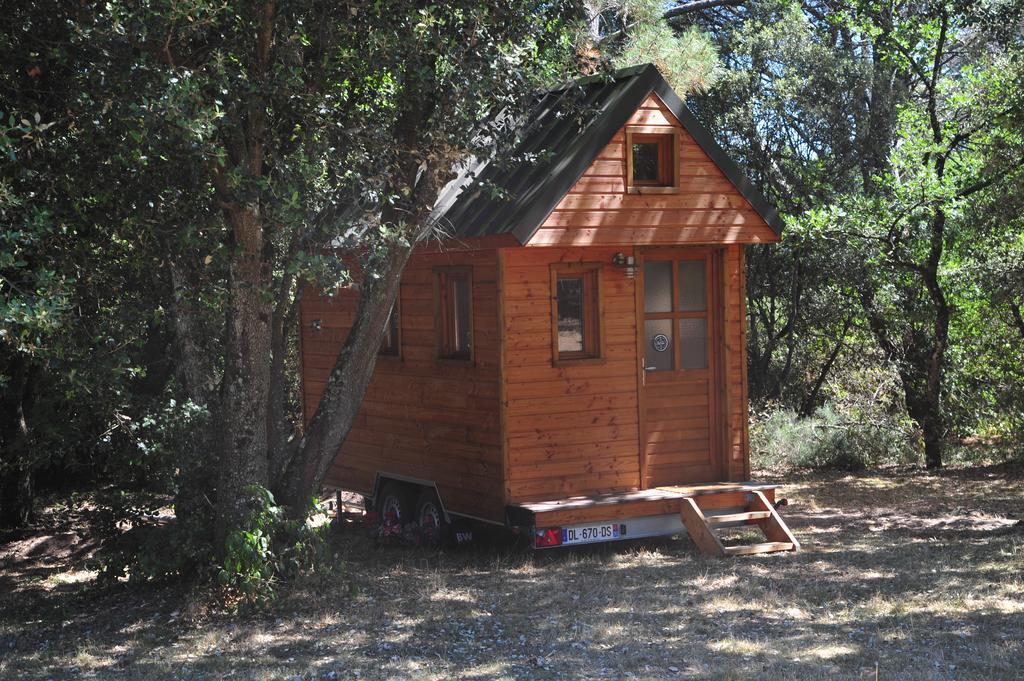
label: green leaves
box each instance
[217,484,328,606]
[0,210,72,353]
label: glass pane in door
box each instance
[678,260,706,311]
[679,318,707,369]
[644,319,674,371]
[644,261,672,312]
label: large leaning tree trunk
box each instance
[274,53,454,516]
[275,230,422,515]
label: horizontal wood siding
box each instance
[501,246,642,502]
[300,247,505,522]
[499,243,753,504]
[527,95,778,247]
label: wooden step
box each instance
[679,497,726,556]
[678,488,800,558]
[706,510,771,525]
[723,541,794,556]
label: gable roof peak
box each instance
[439,63,783,243]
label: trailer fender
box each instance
[369,473,451,523]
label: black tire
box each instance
[376,481,414,535]
[414,487,451,547]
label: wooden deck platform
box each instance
[510,481,799,556]
[509,481,781,527]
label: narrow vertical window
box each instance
[378,301,401,357]
[436,267,472,360]
[551,264,602,362]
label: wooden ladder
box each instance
[679,490,800,557]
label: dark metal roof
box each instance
[438,63,784,243]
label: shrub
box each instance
[92,513,213,584]
[751,402,920,472]
[217,485,330,606]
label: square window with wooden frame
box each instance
[435,267,472,360]
[378,299,401,357]
[625,126,680,194]
[551,264,603,363]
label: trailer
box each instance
[300,64,799,555]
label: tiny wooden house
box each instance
[301,65,798,554]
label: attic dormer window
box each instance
[625,126,680,194]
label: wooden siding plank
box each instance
[528,94,777,248]
[300,247,505,522]
[527,226,776,247]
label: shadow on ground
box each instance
[1,464,1021,680]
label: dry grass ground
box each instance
[1,465,1022,681]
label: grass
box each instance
[1,463,1022,680]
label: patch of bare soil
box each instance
[1,465,1022,680]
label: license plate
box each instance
[562,522,622,545]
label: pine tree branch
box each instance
[664,0,745,20]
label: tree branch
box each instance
[799,311,855,417]
[664,0,744,20]
[1011,302,1024,341]
[957,166,1015,198]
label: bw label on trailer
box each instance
[562,523,622,545]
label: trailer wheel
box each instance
[415,488,450,547]
[376,481,413,537]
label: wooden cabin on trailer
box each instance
[300,64,799,555]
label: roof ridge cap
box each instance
[546,63,658,93]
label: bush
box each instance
[92,512,213,584]
[751,402,920,472]
[217,485,330,606]
[88,396,215,582]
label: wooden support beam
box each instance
[748,490,800,550]
[723,541,794,556]
[706,510,770,525]
[679,497,725,556]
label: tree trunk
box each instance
[216,205,272,543]
[0,355,39,529]
[902,371,946,470]
[799,312,854,417]
[858,277,948,470]
[167,257,219,544]
[277,237,415,515]
[267,243,300,482]
[862,11,899,193]
[274,43,445,517]
[1010,302,1024,341]
[0,468,33,529]
[210,0,277,545]
[917,207,951,470]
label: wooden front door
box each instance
[637,249,722,486]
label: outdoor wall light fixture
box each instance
[612,252,637,279]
